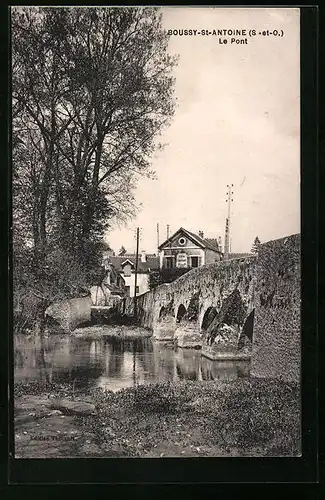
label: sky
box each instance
[106,7,300,255]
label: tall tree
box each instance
[54,7,177,251]
[12,6,177,330]
[12,6,177,267]
[251,236,261,254]
[118,246,127,256]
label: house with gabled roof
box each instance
[90,260,126,306]
[104,251,160,297]
[158,227,223,269]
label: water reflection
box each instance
[14,334,250,392]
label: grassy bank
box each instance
[72,324,153,340]
[14,377,300,458]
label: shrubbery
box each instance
[132,382,192,414]
[149,268,191,289]
[205,377,300,456]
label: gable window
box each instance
[123,264,132,277]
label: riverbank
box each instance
[72,324,153,340]
[14,378,300,458]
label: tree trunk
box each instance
[81,138,103,243]
[35,299,48,337]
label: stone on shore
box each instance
[50,400,96,416]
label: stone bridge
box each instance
[120,234,301,382]
[136,255,257,356]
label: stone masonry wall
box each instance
[251,234,301,383]
[45,296,92,332]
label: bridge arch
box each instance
[238,309,255,349]
[176,304,187,323]
[159,306,168,319]
[242,309,254,341]
[186,292,200,321]
[201,306,218,332]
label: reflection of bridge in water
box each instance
[14,334,250,391]
[94,338,250,389]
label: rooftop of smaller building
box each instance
[107,254,160,273]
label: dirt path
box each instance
[15,395,110,458]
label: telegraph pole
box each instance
[224,184,234,260]
[157,223,160,253]
[157,223,160,269]
[167,224,173,267]
[134,227,140,321]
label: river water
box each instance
[14,334,250,392]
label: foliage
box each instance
[118,246,127,256]
[251,236,261,254]
[149,268,191,289]
[99,241,114,253]
[12,6,177,330]
[13,239,105,335]
[205,377,300,456]
[14,380,93,398]
[132,382,191,414]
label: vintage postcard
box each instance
[12,6,301,460]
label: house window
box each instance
[135,286,139,294]
[125,286,130,297]
[176,252,188,268]
[191,256,199,268]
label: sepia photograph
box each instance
[12,6,301,459]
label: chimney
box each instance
[141,250,147,263]
[198,230,204,239]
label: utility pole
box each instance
[167,224,173,268]
[157,223,160,253]
[224,184,234,260]
[133,227,140,321]
[157,223,160,269]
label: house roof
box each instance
[120,259,134,267]
[159,227,222,253]
[108,255,160,273]
[103,283,125,294]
